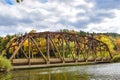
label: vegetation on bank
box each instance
[0,55,12,71]
[111,54,120,62]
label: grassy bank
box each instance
[111,54,120,62]
[0,56,12,72]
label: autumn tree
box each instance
[16,0,23,3]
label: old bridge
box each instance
[2,32,112,66]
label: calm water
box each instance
[0,63,120,80]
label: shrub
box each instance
[111,55,120,62]
[0,55,12,71]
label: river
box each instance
[0,63,120,80]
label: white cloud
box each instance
[1,0,120,36]
[44,16,59,23]
[85,9,120,33]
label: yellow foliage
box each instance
[32,51,38,55]
[2,50,6,55]
[23,39,28,46]
[12,43,17,46]
[9,48,14,54]
[99,35,114,52]
[53,38,58,43]
[39,39,46,47]
[69,30,77,34]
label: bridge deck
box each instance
[12,58,111,66]
[13,61,110,70]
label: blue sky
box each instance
[5,0,14,5]
[0,0,120,36]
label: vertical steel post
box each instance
[46,33,50,64]
[62,34,65,63]
[28,35,31,65]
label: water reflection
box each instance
[0,63,120,80]
[0,68,89,80]
[0,72,11,80]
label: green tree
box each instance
[16,0,23,3]
[79,30,86,36]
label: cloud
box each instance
[0,0,120,36]
[84,9,120,33]
[95,0,120,10]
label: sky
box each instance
[0,0,120,36]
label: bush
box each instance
[111,55,120,62]
[0,56,12,71]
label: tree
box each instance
[98,35,115,53]
[16,0,23,3]
[29,30,36,33]
[79,30,86,36]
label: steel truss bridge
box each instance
[2,32,112,65]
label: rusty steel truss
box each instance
[2,32,112,65]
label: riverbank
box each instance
[111,54,120,62]
[0,56,12,72]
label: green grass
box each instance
[0,56,12,71]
